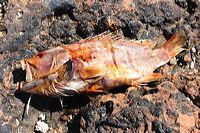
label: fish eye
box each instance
[37,53,44,58]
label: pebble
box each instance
[19,31,24,35]
[38,114,46,121]
[14,119,20,127]
[16,10,23,19]
[2,2,6,6]
[169,57,177,65]
[35,121,49,133]
[0,31,5,37]
[190,61,195,69]
[191,47,196,53]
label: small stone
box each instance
[169,57,177,65]
[38,114,46,121]
[3,2,6,6]
[19,31,24,35]
[190,61,195,69]
[191,47,196,53]
[68,115,73,120]
[14,119,20,127]
[0,31,6,37]
[16,10,23,19]
[192,56,196,62]
[35,121,49,133]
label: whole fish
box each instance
[20,31,186,98]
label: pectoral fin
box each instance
[80,84,109,94]
[52,82,79,96]
[25,63,33,82]
[79,64,107,79]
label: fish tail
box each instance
[162,31,186,58]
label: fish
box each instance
[19,31,186,99]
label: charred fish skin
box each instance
[19,31,186,96]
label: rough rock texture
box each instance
[0,0,199,132]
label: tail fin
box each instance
[161,31,186,57]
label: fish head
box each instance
[19,46,73,96]
[20,46,72,82]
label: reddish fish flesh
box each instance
[20,31,186,97]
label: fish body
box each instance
[20,31,186,97]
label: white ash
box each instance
[35,120,49,133]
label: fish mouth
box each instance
[17,59,74,95]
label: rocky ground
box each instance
[0,0,199,132]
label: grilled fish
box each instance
[20,31,186,97]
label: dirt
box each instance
[0,0,199,132]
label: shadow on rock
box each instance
[12,67,91,112]
[12,68,26,84]
[14,91,91,112]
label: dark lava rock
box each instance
[122,20,142,39]
[175,0,188,8]
[176,0,198,14]
[152,120,176,133]
[137,1,181,26]
[49,15,77,43]
[0,0,199,132]
[79,80,199,132]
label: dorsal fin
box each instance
[78,30,123,43]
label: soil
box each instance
[0,0,199,132]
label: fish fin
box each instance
[26,94,33,115]
[134,73,166,84]
[161,31,186,57]
[81,84,109,94]
[154,34,166,48]
[78,76,108,94]
[53,82,79,96]
[87,96,96,101]
[24,62,33,82]
[73,31,123,44]
[85,30,123,41]
[80,64,106,79]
